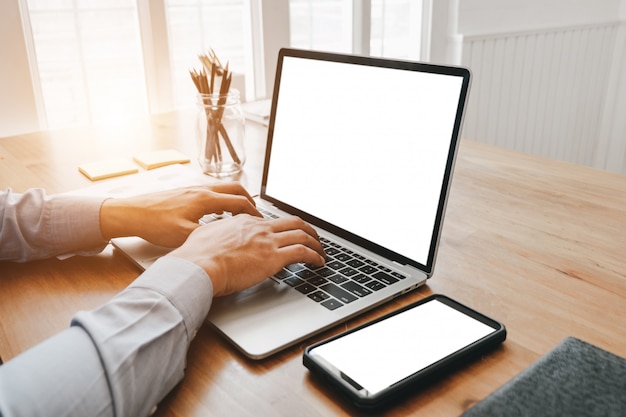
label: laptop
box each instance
[114,48,471,359]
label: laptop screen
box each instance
[261,49,470,273]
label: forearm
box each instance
[0,326,113,417]
[0,257,213,417]
[73,257,213,417]
[0,188,107,261]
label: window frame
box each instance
[2,0,433,135]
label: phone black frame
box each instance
[303,294,506,410]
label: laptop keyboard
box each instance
[260,208,407,311]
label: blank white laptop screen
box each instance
[264,55,465,267]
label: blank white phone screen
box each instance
[309,299,494,396]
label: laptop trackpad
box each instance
[208,278,295,319]
[215,278,280,302]
[207,279,332,359]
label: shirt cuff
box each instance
[47,194,109,257]
[70,256,214,417]
[0,327,112,416]
[129,256,214,340]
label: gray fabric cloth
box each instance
[461,337,626,417]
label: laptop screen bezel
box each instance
[260,48,471,277]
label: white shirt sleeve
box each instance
[0,256,214,417]
[0,188,108,262]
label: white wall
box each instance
[458,0,622,35]
[0,0,40,137]
[594,20,626,172]
[449,0,626,174]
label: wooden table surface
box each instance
[1,111,625,416]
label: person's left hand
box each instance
[99,183,261,247]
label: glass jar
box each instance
[196,89,246,177]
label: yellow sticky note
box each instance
[78,159,139,181]
[133,149,190,170]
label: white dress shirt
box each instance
[0,189,213,417]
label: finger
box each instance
[276,245,326,268]
[268,216,321,240]
[208,182,256,205]
[208,195,262,217]
[274,229,325,258]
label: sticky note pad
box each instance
[133,149,190,170]
[78,159,139,181]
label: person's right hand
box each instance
[167,214,326,296]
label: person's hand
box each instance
[167,214,326,296]
[99,183,261,248]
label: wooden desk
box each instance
[1,113,626,416]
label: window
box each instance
[370,0,422,60]
[289,0,352,52]
[21,0,424,131]
[289,0,422,59]
[165,0,247,110]
[26,0,147,128]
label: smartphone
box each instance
[303,294,506,409]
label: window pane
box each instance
[27,1,148,128]
[370,0,421,59]
[289,0,421,59]
[289,0,351,53]
[166,0,246,108]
